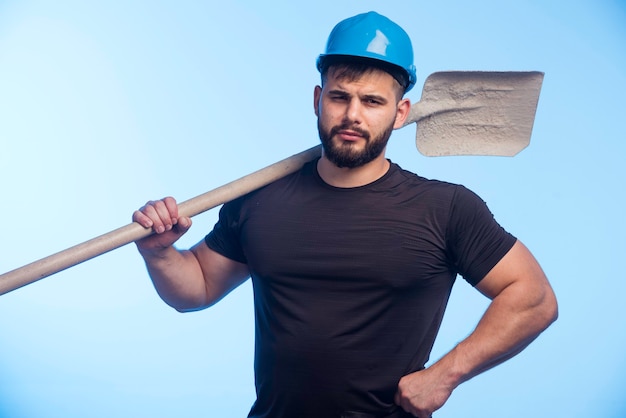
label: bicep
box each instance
[476,240,554,305]
[191,239,250,306]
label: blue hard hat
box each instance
[317,11,417,92]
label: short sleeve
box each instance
[204,199,248,264]
[446,186,517,286]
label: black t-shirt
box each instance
[205,160,516,418]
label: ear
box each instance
[393,98,411,129]
[313,85,322,117]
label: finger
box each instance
[138,201,169,234]
[162,196,180,224]
[177,216,191,231]
[175,216,192,233]
[394,391,428,418]
[151,199,176,232]
[415,408,432,418]
[132,209,154,229]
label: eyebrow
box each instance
[362,94,388,104]
[327,89,349,96]
[327,89,389,105]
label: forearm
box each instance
[395,241,557,416]
[140,245,209,312]
[430,278,558,389]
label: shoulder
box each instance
[389,161,455,186]
[223,159,319,211]
[386,161,469,201]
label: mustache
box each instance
[329,123,370,141]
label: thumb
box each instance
[173,216,192,235]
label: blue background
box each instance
[1,1,625,416]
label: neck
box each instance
[317,153,390,188]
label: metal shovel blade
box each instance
[406,71,544,156]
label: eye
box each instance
[361,95,387,106]
[330,94,348,102]
[363,97,383,107]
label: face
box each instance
[314,67,410,169]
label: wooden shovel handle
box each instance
[0,145,322,296]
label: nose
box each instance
[344,98,362,125]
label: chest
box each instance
[239,185,453,291]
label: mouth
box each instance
[336,129,365,142]
[331,125,370,143]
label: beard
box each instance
[317,119,394,169]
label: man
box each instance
[133,11,557,418]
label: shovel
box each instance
[0,71,544,295]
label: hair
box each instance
[318,55,409,99]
